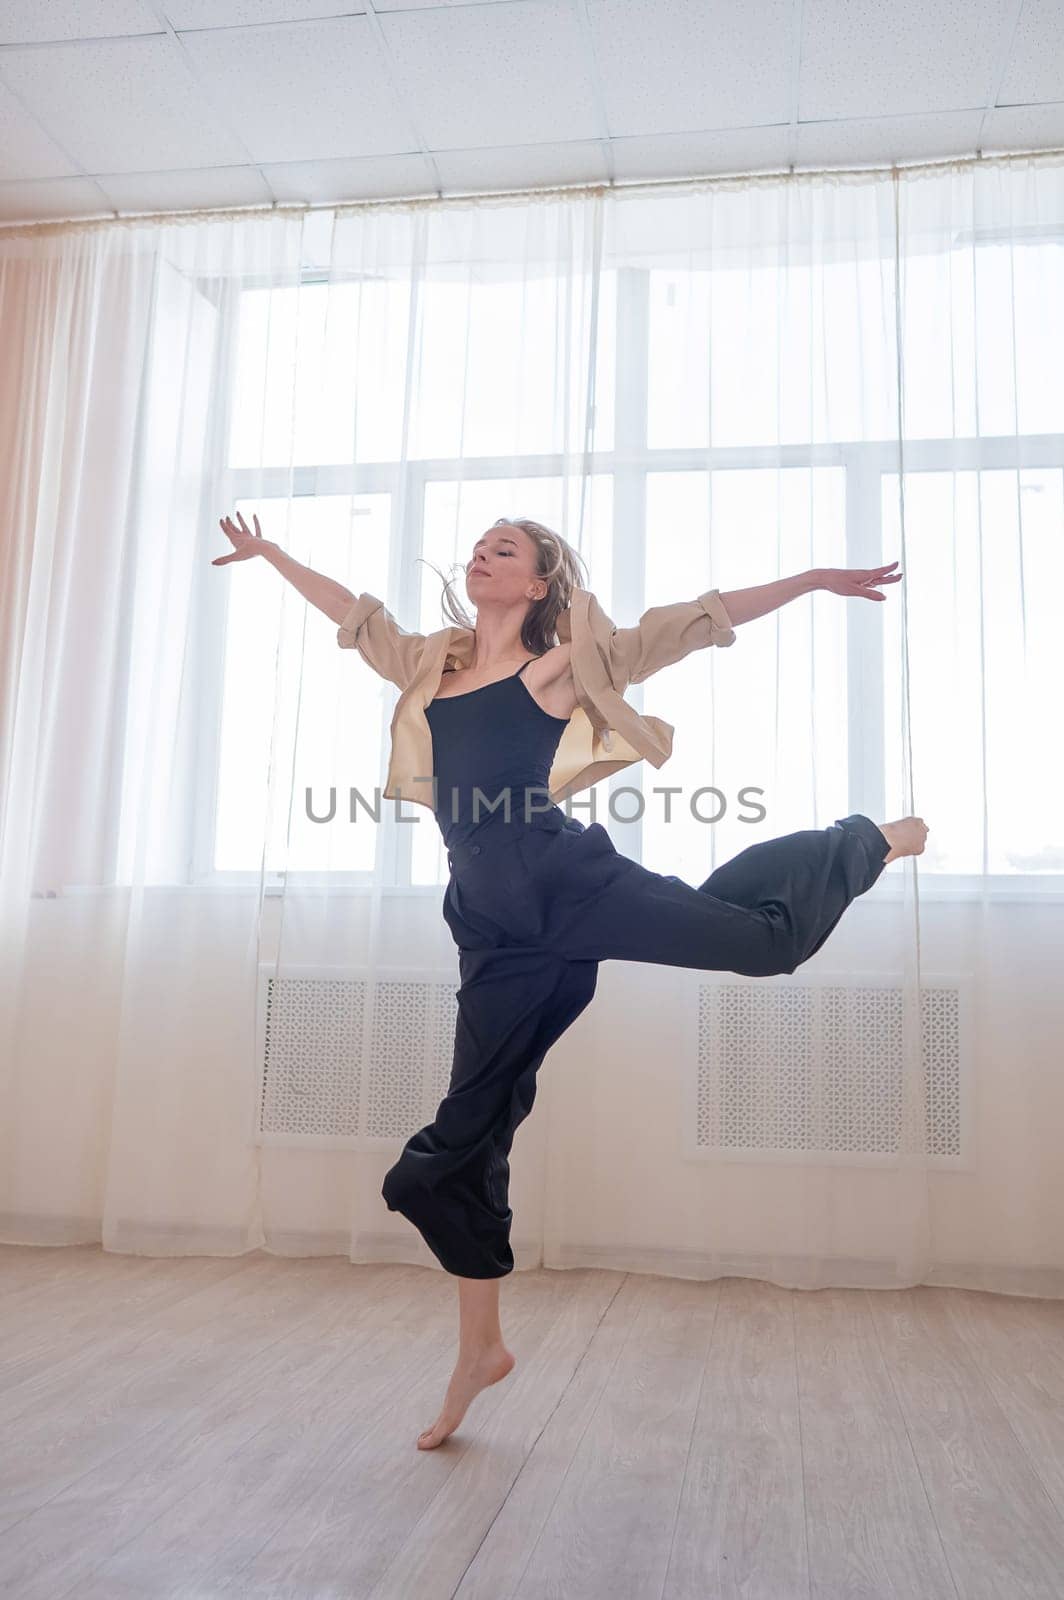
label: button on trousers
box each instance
[381,809,891,1279]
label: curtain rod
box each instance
[2,144,1063,239]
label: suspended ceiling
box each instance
[0,0,1062,224]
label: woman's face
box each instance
[465,523,545,608]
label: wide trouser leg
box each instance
[551,813,891,975]
[381,945,598,1279]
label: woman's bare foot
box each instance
[417,1342,516,1450]
[876,816,929,865]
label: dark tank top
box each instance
[424,658,569,848]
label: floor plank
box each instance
[796,1287,957,1600]
[661,1277,808,1600]
[867,1286,1063,1600]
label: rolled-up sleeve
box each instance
[337,592,427,690]
[695,587,737,643]
[606,586,737,686]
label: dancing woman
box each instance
[214,510,928,1451]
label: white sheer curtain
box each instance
[2,150,1062,1295]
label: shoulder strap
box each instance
[515,658,536,678]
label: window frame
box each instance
[194,266,1064,901]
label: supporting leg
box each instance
[382,946,599,1278]
[383,946,598,1450]
[416,1277,514,1451]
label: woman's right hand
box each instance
[213,510,272,565]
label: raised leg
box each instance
[549,813,893,975]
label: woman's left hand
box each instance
[817,561,902,601]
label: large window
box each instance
[208,248,1064,894]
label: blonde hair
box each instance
[421,516,589,655]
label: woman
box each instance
[215,510,928,1451]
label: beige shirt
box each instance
[337,585,737,810]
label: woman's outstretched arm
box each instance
[603,559,903,686]
[719,561,902,626]
[214,510,355,623]
[213,509,428,688]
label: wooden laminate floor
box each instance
[2,1243,1063,1598]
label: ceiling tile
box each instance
[380,0,599,150]
[610,124,793,182]
[588,0,792,139]
[181,15,415,163]
[983,100,1064,151]
[162,1,367,25]
[434,139,608,193]
[0,78,80,179]
[0,175,112,221]
[261,151,437,201]
[0,35,249,173]
[95,164,274,212]
[998,0,1064,106]
[796,109,983,169]
[800,0,1004,121]
[0,1,160,45]
[374,0,528,8]
[1,0,1060,219]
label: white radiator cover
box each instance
[684,973,973,1170]
[253,965,973,1171]
[253,966,459,1150]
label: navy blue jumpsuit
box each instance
[380,658,891,1279]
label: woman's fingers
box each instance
[856,569,902,586]
[850,562,900,583]
[822,562,902,599]
[215,511,264,563]
[219,514,252,542]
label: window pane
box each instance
[214,494,392,872]
[228,282,414,469]
[648,264,896,448]
[413,269,615,460]
[640,469,847,881]
[882,468,1064,873]
[228,270,615,468]
[900,242,1064,440]
[649,241,1064,448]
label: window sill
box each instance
[33,873,1064,904]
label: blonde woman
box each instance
[215,510,928,1451]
